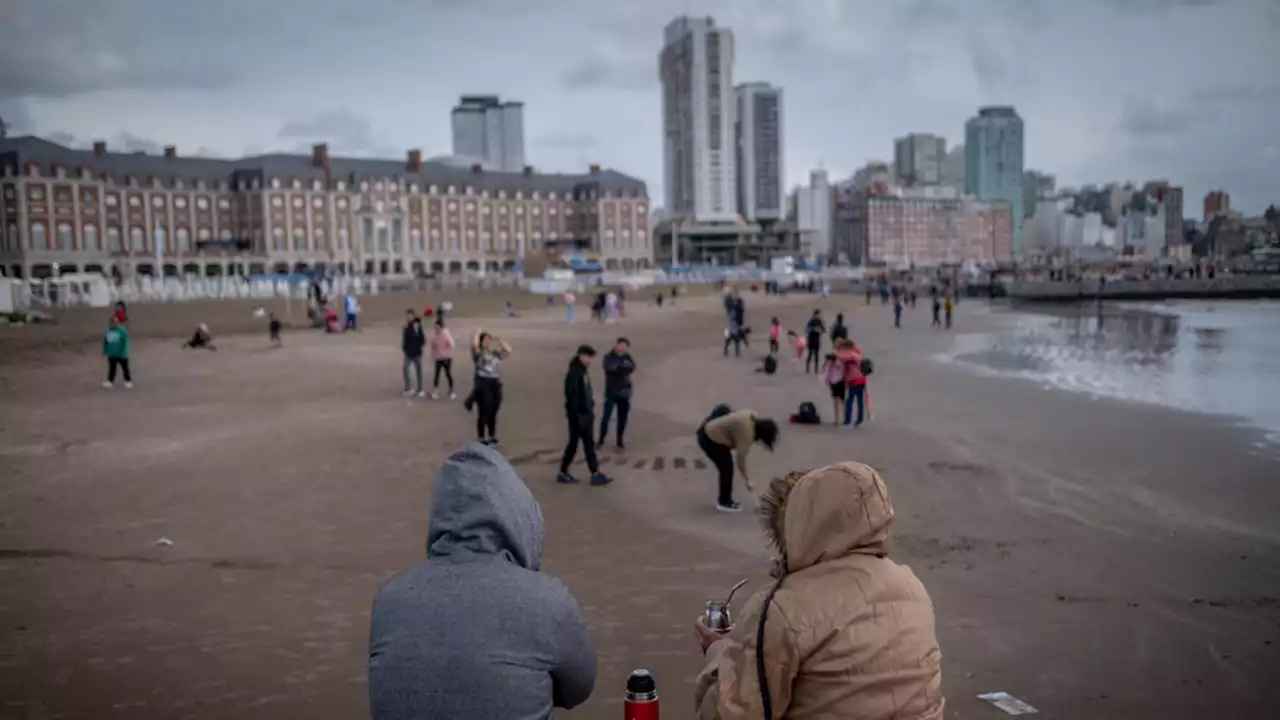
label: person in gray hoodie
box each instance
[368,443,597,719]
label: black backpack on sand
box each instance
[761,355,778,375]
[794,401,821,425]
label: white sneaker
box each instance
[124,382,133,390]
[448,392,457,400]
[715,501,743,513]
[101,381,113,389]
[403,390,415,397]
[429,391,438,400]
[416,391,426,398]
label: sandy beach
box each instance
[1,288,1278,719]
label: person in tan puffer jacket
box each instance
[693,462,944,719]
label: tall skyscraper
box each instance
[450,95,525,172]
[965,106,1025,256]
[1022,170,1056,220]
[734,82,783,222]
[1203,190,1230,221]
[660,16,736,223]
[794,169,832,260]
[893,133,946,186]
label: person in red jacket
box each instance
[835,339,867,427]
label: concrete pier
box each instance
[1007,276,1280,302]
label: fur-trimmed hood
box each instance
[759,462,895,575]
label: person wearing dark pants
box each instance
[428,320,456,400]
[723,322,744,357]
[401,310,426,397]
[102,315,132,389]
[467,329,510,445]
[598,337,635,449]
[695,408,779,512]
[804,309,825,373]
[558,345,611,486]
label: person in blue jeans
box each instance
[836,340,867,426]
[598,337,636,449]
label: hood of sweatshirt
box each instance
[425,443,543,571]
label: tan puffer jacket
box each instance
[695,462,944,719]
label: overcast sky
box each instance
[2,0,1277,213]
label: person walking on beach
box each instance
[558,345,612,486]
[598,337,635,450]
[692,462,944,719]
[830,312,849,343]
[944,295,954,329]
[268,312,283,348]
[696,407,779,513]
[369,444,598,720]
[804,309,825,374]
[469,329,510,445]
[769,317,782,355]
[931,294,943,328]
[401,309,426,398]
[428,320,456,400]
[865,284,874,305]
[344,293,360,332]
[894,293,904,329]
[102,315,132,389]
[564,291,576,324]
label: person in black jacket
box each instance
[558,345,612,486]
[804,309,825,373]
[401,309,426,397]
[598,337,636,449]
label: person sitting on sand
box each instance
[368,444,597,719]
[693,462,944,719]
[183,324,216,351]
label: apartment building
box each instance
[660,15,737,223]
[893,133,946,187]
[0,137,652,280]
[734,82,783,222]
[450,95,526,173]
[860,190,1013,266]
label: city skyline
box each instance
[2,0,1278,214]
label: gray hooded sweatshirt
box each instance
[368,443,597,719]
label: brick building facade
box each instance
[0,137,652,279]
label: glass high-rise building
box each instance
[965,106,1024,257]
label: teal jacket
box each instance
[103,326,130,359]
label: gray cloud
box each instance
[0,97,34,135]
[560,55,655,92]
[538,131,601,149]
[0,1,238,98]
[115,133,164,155]
[46,131,78,146]
[1117,97,1197,137]
[278,109,399,157]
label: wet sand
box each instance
[1,290,1277,719]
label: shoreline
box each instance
[940,300,1280,450]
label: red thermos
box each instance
[624,668,659,720]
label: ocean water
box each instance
[947,300,1280,444]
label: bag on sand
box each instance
[761,355,778,375]
[791,401,821,425]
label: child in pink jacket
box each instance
[428,320,456,400]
